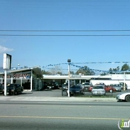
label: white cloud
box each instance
[0,45,13,54]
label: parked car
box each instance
[110,84,121,92]
[77,83,85,89]
[116,92,130,102]
[88,86,93,92]
[51,82,59,89]
[45,82,59,89]
[0,84,4,94]
[88,83,105,92]
[7,84,23,95]
[104,85,116,93]
[88,85,116,93]
[95,82,106,88]
[62,83,68,90]
[82,82,92,91]
[119,82,127,90]
[67,85,84,96]
[95,83,106,86]
[91,85,106,96]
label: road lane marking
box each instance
[0,116,128,121]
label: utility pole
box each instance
[67,59,71,97]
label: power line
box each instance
[1,34,130,36]
[0,30,130,32]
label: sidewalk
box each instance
[0,96,116,102]
[0,90,117,102]
[0,96,117,102]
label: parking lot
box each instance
[0,89,129,98]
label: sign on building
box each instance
[3,53,12,70]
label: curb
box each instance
[0,96,117,102]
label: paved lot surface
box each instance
[1,88,129,97]
[0,89,128,102]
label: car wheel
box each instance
[14,91,18,95]
[80,91,84,95]
[125,95,130,102]
[117,99,122,102]
[82,92,85,95]
[63,90,67,96]
[110,89,113,93]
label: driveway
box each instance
[0,89,129,98]
[14,89,130,97]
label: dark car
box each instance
[51,82,59,89]
[62,83,68,90]
[119,82,127,90]
[0,84,4,94]
[68,85,84,96]
[7,84,23,95]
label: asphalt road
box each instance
[0,101,129,130]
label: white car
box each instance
[91,85,106,96]
[116,92,130,102]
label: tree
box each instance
[49,66,63,75]
[116,66,120,71]
[70,71,75,75]
[100,72,108,76]
[121,64,130,71]
[24,66,28,68]
[75,66,95,75]
[109,68,113,74]
[109,66,120,74]
[32,67,43,78]
[42,70,52,75]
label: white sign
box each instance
[3,53,12,70]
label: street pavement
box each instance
[0,89,118,102]
[0,89,128,130]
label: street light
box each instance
[67,59,71,97]
[18,64,20,69]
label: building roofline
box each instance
[0,68,32,74]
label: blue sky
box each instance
[0,0,130,73]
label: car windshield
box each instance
[82,82,89,85]
[8,84,14,88]
[93,86,104,89]
[111,84,120,87]
[71,86,81,88]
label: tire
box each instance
[82,92,85,95]
[110,89,113,93]
[125,95,130,102]
[14,91,18,95]
[63,90,67,96]
[70,93,73,96]
[117,99,122,102]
